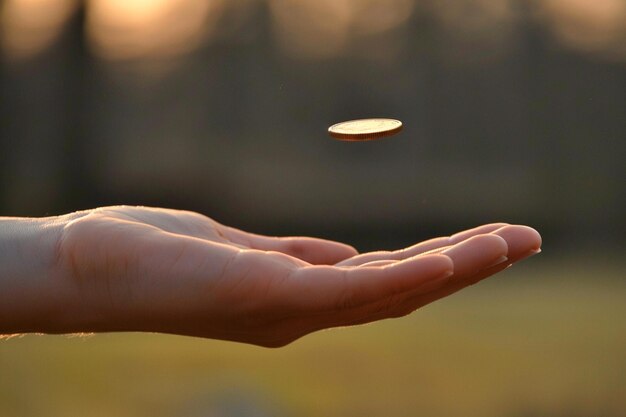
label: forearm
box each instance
[0,216,75,334]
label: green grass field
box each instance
[1,257,625,417]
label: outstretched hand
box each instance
[2,206,541,347]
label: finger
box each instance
[442,224,541,285]
[359,260,397,267]
[281,234,508,336]
[489,225,542,261]
[392,226,542,314]
[221,226,358,265]
[290,229,537,337]
[440,233,509,277]
[287,254,454,312]
[461,224,542,286]
[351,235,508,316]
[296,234,507,332]
[336,223,509,267]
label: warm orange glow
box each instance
[0,0,77,60]
[85,0,225,61]
[0,0,624,63]
[269,0,414,60]
[269,0,415,60]
[425,0,520,64]
[538,0,626,60]
[350,0,414,36]
[429,0,517,31]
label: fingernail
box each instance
[438,270,454,280]
[519,248,542,260]
[426,269,454,283]
[483,255,508,269]
[425,269,454,287]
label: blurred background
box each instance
[0,0,624,416]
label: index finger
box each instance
[336,223,508,267]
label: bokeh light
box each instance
[0,0,78,60]
[536,0,626,61]
[2,0,625,63]
[425,0,521,64]
[269,0,354,60]
[270,0,415,60]
[85,0,225,61]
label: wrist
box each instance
[0,215,82,334]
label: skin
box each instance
[0,206,541,347]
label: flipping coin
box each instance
[328,118,403,141]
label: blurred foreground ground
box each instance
[1,254,624,417]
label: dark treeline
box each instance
[1,2,624,252]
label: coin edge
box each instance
[328,119,403,140]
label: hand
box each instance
[2,206,541,347]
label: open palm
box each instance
[57,206,541,347]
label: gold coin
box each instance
[328,118,403,141]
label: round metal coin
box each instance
[328,118,403,141]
